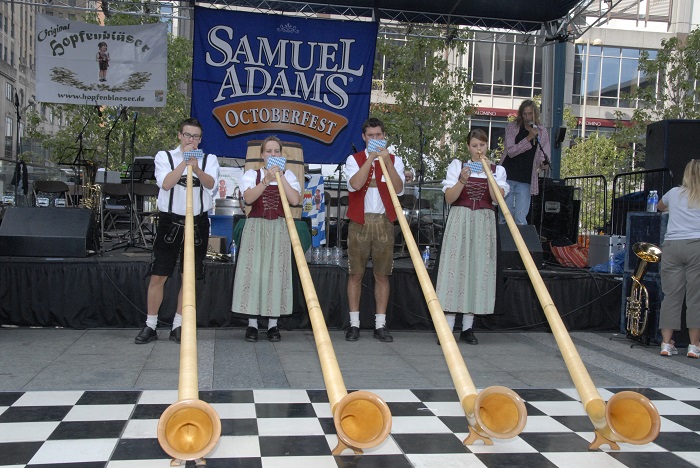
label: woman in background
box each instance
[435,129,509,344]
[658,159,700,358]
[231,136,301,342]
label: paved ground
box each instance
[2,327,698,392]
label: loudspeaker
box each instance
[528,179,579,244]
[0,207,95,257]
[646,119,700,187]
[497,224,543,270]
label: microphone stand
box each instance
[103,107,124,184]
[417,124,424,247]
[13,94,21,205]
[532,128,551,244]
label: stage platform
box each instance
[0,250,622,332]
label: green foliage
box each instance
[26,5,191,168]
[371,34,474,179]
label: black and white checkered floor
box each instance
[2,387,700,467]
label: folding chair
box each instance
[33,181,71,208]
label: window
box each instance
[6,82,13,101]
[5,116,12,158]
[573,45,652,109]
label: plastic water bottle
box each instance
[422,246,430,267]
[229,240,237,264]
[646,190,658,212]
[608,253,615,274]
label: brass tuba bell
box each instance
[625,242,662,337]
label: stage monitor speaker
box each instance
[527,180,578,244]
[0,207,94,257]
[497,224,543,270]
[646,119,700,187]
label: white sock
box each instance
[146,315,157,331]
[445,314,456,331]
[248,318,258,329]
[172,313,182,330]
[349,311,360,328]
[375,314,386,329]
[268,318,278,330]
[462,313,475,331]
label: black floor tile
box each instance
[255,402,317,418]
[552,415,597,432]
[0,406,71,423]
[652,431,700,452]
[335,453,414,467]
[518,432,592,452]
[220,418,259,436]
[76,390,141,405]
[200,389,254,404]
[516,389,574,402]
[385,401,429,417]
[438,415,470,433]
[411,389,459,402]
[306,389,330,403]
[110,438,167,460]
[392,433,468,454]
[48,420,127,440]
[259,435,331,457]
[0,441,44,465]
[0,391,23,406]
[475,452,558,468]
[131,403,169,419]
[608,450,698,468]
[664,414,700,431]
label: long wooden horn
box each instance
[157,165,222,464]
[375,156,527,445]
[479,156,660,449]
[274,171,392,455]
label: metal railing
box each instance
[609,168,672,236]
[563,175,607,247]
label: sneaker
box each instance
[169,327,181,343]
[267,327,281,342]
[688,344,700,359]
[460,329,478,345]
[134,326,157,344]
[373,327,393,343]
[660,342,678,356]
[345,326,360,342]
[245,326,258,342]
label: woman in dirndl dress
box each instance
[435,129,509,345]
[231,136,301,342]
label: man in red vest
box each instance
[344,117,405,342]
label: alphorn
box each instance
[479,156,660,450]
[274,171,392,455]
[158,165,222,465]
[375,156,527,445]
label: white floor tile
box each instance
[407,453,487,468]
[137,390,178,404]
[14,390,83,407]
[254,389,311,404]
[653,399,700,415]
[543,451,628,467]
[675,451,700,466]
[654,387,700,401]
[64,404,134,421]
[121,419,159,439]
[206,435,261,458]
[29,438,118,464]
[522,415,574,433]
[257,417,324,436]
[577,432,667,452]
[528,401,588,416]
[660,416,695,432]
[372,389,420,402]
[311,402,333,418]
[210,402,256,419]
[261,455,338,468]
[107,460,171,467]
[462,434,538,453]
[0,422,60,442]
[422,401,464,417]
[324,433,403,455]
[390,416,452,434]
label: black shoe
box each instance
[135,326,157,344]
[267,327,281,342]
[373,327,394,343]
[245,326,258,342]
[345,326,360,341]
[460,328,478,345]
[169,327,181,343]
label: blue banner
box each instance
[192,7,378,163]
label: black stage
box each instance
[0,253,622,332]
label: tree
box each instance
[25,3,192,172]
[371,32,474,179]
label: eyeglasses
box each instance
[182,132,201,140]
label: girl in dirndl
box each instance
[231,136,301,342]
[435,129,509,344]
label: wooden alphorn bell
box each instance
[479,156,660,450]
[157,165,222,466]
[274,171,392,455]
[375,156,527,445]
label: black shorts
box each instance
[148,212,209,280]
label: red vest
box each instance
[247,169,285,219]
[347,151,398,224]
[452,164,497,212]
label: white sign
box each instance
[36,15,168,107]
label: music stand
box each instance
[105,157,155,252]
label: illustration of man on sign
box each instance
[96,42,110,82]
